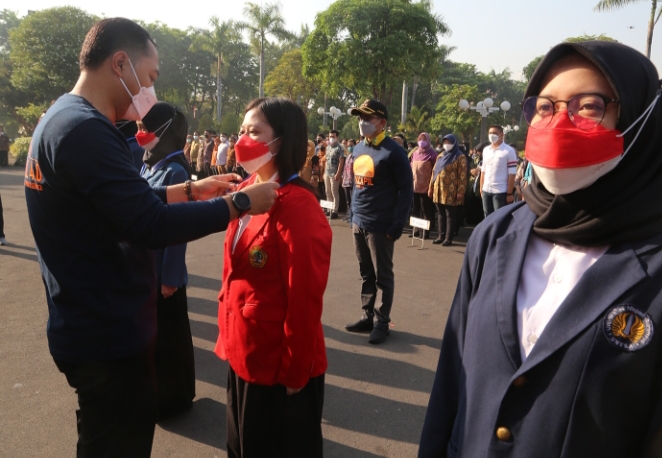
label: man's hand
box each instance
[428,188,433,199]
[506,193,514,204]
[456,193,464,203]
[161,284,177,298]
[334,173,342,182]
[193,174,242,200]
[242,182,279,215]
[286,386,302,396]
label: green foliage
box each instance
[264,49,319,113]
[405,106,431,136]
[340,117,359,140]
[302,0,449,104]
[430,84,482,142]
[9,136,30,166]
[9,7,96,102]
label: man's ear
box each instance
[111,51,129,78]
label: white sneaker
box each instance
[0,237,7,246]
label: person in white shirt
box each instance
[216,133,229,174]
[479,125,517,216]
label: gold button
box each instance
[496,427,512,442]
[512,376,526,388]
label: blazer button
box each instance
[512,375,527,388]
[496,427,512,442]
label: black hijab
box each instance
[141,102,192,178]
[522,41,662,247]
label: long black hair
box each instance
[245,97,317,195]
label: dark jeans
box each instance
[435,203,457,242]
[226,366,324,458]
[0,150,8,167]
[353,226,395,328]
[412,192,436,232]
[54,343,157,458]
[0,191,4,238]
[482,191,507,217]
[343,186,353,219]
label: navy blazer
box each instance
[419,203,662,458]
[142,160,188,288]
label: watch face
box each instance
[233,192,251,211]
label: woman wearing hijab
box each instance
[410,132,438,237]
[214,98,331,457]
[419,41,662,458]
[139,102,196,420]
[428,134,467,246]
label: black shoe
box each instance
[442,240,453,246]
[345,318,374,333]
[432,239,443,245]
[369,327,390,344]
[331,212,339,220]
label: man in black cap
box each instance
[345,99,413,344]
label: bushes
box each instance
[10,137,31,167]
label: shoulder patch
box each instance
[603,305,654,352]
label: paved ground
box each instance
[0,164,469,458]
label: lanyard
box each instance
[141,150,184,177]
[281,173,299,187]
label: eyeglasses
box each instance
[522,93,619,130]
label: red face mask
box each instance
[525,113,623,169]
[135,131,156,147]
[235,135,275,162]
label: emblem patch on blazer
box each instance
[249,246,267,268]
[603,305,654,351]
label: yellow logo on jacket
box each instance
[354,155,375,188]
[249,246,267,268]
[603,305,653,351]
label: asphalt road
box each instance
[0,164,468,458]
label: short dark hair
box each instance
[221,132,228,137]
[245,98,316,196]
[329,129,339,136]
[79,18,155,71]
[488,125,503,134]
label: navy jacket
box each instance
[142,159,189,288]
[419,203,662,458]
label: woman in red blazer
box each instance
[214,97,332,458]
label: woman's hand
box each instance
[456,193,464,204]
[428,187,434,199]
[161,284,177,298]
[193,174,243,200]
[286,386,302,396]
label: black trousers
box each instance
[0,150,7,167]
[54,343,157,458]
[226,366,324,458]
[154,286,195,420]
[435,203,457,242]
[0,191,4,238]
[353,225,395,328]
[412,192,436,231]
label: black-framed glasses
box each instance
[522,93,620,130]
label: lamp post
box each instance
[459,97,511,144]
[317,106,345,130]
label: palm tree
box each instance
[595,0,662,58]
[190,18,239,121]
[237,2,294,98]
[406,106,431,135]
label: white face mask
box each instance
[359,119,377,137]
[488,134,500,145]
[220,136,228,143]
[443,144,454,152]
[531,156,622,195]
[328,137,337,146]
[120,59,158,121]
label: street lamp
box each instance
[318,106,345,130]
[459,97,511,144]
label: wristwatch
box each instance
[231,191,251,216]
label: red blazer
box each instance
[214,176,332,388]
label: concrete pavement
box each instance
[0,165,469,458]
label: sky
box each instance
[12,0,662,80]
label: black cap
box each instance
[349,99,388,120]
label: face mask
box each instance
[348,146,354,153]
[235,135,280,174]
[359,119,377,137]
[186,138,192,143]
[193,136,199,140]
[443,144,454,152]
[135,118,172,150]
[220,136,228,142]
[526,112,625,195]
[119,59,158,121]
[488,134,500,144]
[436,147,442,152]
[418,140,429,149]
[328,137,337,145]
